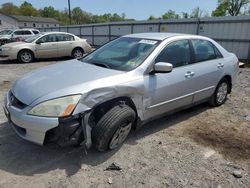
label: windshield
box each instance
[24,33,43,43]
[0,30,12,35]
[82,37,160,71]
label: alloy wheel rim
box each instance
[21,52,32,63]
[216,82,228,103]
[74,50,83,59]
[109,122,132,150]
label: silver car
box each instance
[3,33,239,151]
[0,32,92,63]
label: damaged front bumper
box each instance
[3,91,92,147]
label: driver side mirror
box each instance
[36,40,42,44]
[152,62,173,74]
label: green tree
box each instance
[72,7,83,24]
[190,7,208,18]
[212,1,228,16]
[162,10,180,19]
[148,15,156,20]
[0,3,20,15]
[40,6,59,18]
[212,0,250,16]
[19,1,39,16]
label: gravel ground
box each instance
[0,59,249,188]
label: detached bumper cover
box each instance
[4,91,88,146]
[4,91,59,145]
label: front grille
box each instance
[9,92,27,109]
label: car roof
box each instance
[13,28,39,31]
[42,31,77,36]
[124,32,195,41]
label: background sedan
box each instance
[0,32,92,63]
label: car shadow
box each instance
[0,103,210,177]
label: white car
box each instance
[0,29,40,46]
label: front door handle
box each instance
[217,63,224,68]
[185,71,195,78]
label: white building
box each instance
[0,12,18,29]
[0,12,59,30]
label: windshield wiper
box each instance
[92,62,111,69]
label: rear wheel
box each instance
[209,78,229,106]
[92,104,136,152]
[72,48,84,59]
[17,50,34,63]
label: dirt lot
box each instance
[0,60,249,188]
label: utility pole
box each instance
[68,0,72,24]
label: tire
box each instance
[72,48,84,59]
[209,78,229,107]
[92,104,136,152]
[17,50,34,63]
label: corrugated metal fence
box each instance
[38,16,250,61]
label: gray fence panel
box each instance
[81,27,92,35]
[111,25,132,36]
[161,23,197,34]
[133,24,159,33]
[94,36,109,46]
[200,22,250,40]
[59,27,67,32]
[36,16,250,60]
[94,26,109,35]
[219,41,249,59]
[68,27,80,36]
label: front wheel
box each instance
[209,78,229,106]
[92,105,136,152]
[17,50,34,63]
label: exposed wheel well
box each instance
[88,97,138,128]
[223,75,232,93]
[17,49,35,59]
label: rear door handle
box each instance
[185,71,195,78]
[217,63,224,68]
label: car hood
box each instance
[2,41,27,47]
[11,60,124,105]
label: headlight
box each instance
[28,95,81,117]
[1,47,11,51]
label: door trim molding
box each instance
[147,86,215,109]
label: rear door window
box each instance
[56,34,74,42]
[191,39,223,62]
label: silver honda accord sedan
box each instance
[3,33,239,151]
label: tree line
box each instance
[0,0,249,25]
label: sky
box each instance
[0,0,219,20]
